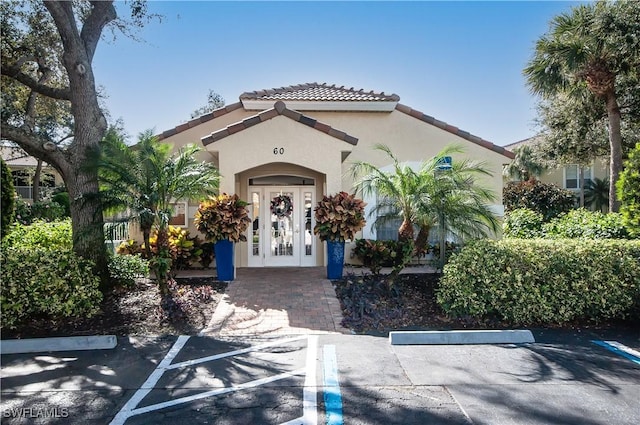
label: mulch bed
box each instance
[5,271,637,339]
[2,278,227,339]
[333,272,640,334]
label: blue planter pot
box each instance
[326,241,345,280]
[214,240,235,281]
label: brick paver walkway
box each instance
[199,267,349,337]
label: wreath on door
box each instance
[270,194,293,218]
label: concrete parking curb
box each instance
[389,329,535,345]
[0,335,117,354]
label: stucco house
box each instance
[0,142,64,203]
[157,83,515,268]
[504,136,610,208]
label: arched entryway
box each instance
[237,163,325,267]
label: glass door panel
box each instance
[301,190,315,266]
[266,188,299,266]
[247,190,262,267]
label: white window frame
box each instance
[563,164,593,191]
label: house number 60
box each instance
[273,147,285,155]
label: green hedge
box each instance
[438,239,640,325]
[543,209,629,239]
[504,208,631,239]
[1,247,102,329]
[2,219,73,249]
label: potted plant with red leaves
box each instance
[195,193,251,281]
[314,191,366,279]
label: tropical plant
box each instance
[350,144,422,243]
[98,129,219,294]
[503,144,546,181]
[523,0,640,212]
[313,192,367,242]
[584,177,609,212]
[147,226,203,271]
[618,143,640,237]
[195,193,252,243]
[352,239,411,276]
[350,144,499,270]
[1,157,15,236]
[116,239,143,256]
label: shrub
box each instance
[438,239,640,325]
[117,239,143,256]
[430,241,461,263]
[108,254,149,288]
[503,208,545,238]
[352,239,413,275]
[1,158,15,236]
[618,143,640,237]
[117,227,204,272]
[543,209,629,239]
[2,219,72,250]
[1,246,102,329]
[11,199,66,225]
[51,190,71,217]
[503,180,574,220]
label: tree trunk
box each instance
[414,225,431,257]
[65,171,107,282]
[33,159,42,203]
[579,166,585,208]
[398,218,414,242]
[606,93,623,213]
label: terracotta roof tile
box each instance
[395,103,515,159]
[202,101,358,147]
[156,102,242,141]
[240,82,400,102]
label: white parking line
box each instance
[130,368,307,416]
[109,335,317,425]
[110,335,190,425]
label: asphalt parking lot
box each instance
[1,329,639,424]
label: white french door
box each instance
[247,186,316,267]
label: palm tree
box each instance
[414,148,500,268]
[523,1,640,212]
[98,129,219,294]
[585,177,609,212]
[350,144,499,269]
[350,144,422,243]
[503,145,546,182]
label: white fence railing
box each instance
[104,221,130,242]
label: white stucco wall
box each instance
[158,101,513,267]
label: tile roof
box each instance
[157,102,243,141]
[395,104,515,159]
[240,82,400,102]
[201,101,358,146]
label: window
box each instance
[168,202,187,227]
[564,165,592,190]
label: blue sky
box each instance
[93,1,584,147]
